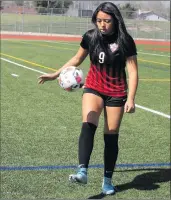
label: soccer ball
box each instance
[58,66,84,91]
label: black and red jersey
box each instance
[80,29,137,97]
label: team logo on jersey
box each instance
[109,43,118,52]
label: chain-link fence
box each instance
[1,6,170,40]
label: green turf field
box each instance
[1,39,170,199]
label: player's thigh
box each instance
[104,106,124,133]
[82,93,104,126]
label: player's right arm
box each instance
[38,46,88,84]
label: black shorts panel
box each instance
[83,88,127,107]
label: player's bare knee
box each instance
[82,111,100,126]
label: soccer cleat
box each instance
[69,165,87,184]
[102,177,115,195]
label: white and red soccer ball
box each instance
[58,66,84,91]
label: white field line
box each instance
[2,39,170,58]
[1,57,170,119]
[11,73,19,77]
[1,58,46,74]
[138,51,170,58]
[135,104,170,119]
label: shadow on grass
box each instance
[88,168,171,199]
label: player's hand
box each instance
[38,73,57,84]
[124,99,135,113]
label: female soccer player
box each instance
[38,2,138,195]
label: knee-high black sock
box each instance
[79,122,97,168]
[104,134,119,178]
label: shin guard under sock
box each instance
[104,134,119,178]
[79,122,97,168]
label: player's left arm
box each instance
[125,55,139,113]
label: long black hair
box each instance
[88,2,131,66]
